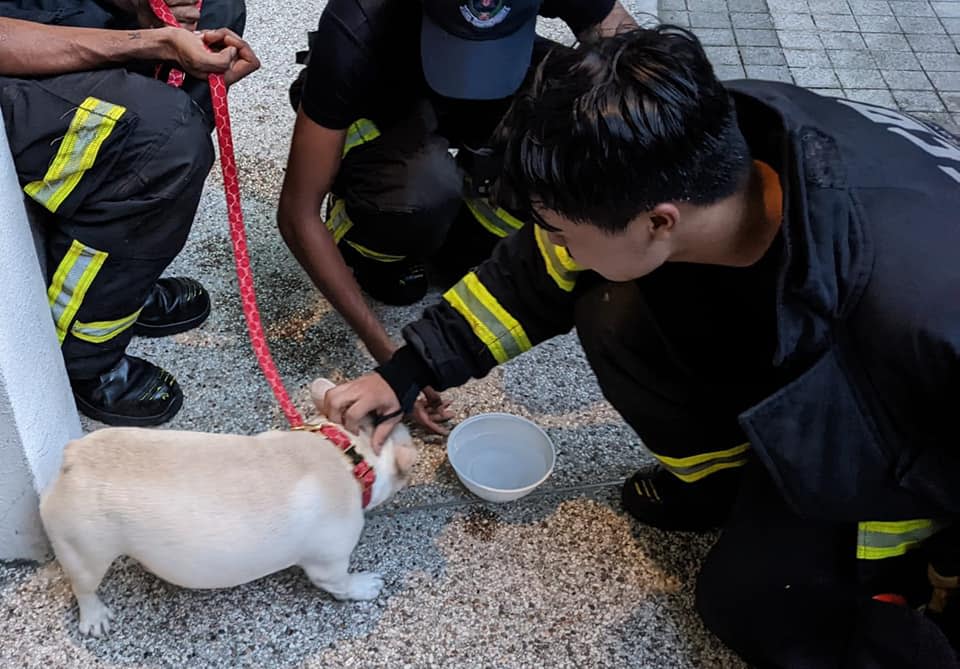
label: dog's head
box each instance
[310,378,418,509]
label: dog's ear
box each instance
[394,444,419,478]
[309,378,337,415]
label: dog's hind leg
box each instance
[50,536,118,636]
[301,557,384,601]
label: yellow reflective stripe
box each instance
[534,226,580,292]
[342,118,380,157]
[856,519,945,560]
[344,240,404,263]
[25,97,126,213]
[443,271,532,364]
[71,308,142,344]
[465,197,525,238]
[46,240,108,344]
[325,199,353,243]
[651,442,751,483]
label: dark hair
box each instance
[494,26,752,233]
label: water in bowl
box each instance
[453,436,551,490]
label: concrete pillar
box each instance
[0,118,82,561]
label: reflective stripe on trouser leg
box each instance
[856,519,949,560]
[442,271,532,364]
[71,308,143,343]
[325,200,406,263]
[650,442,751,483]
[47,239,109,345]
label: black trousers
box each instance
[0,0,245,379]
[574,281,958,667]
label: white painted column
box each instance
[0,118,82,561]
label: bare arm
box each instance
[575,1,638,43]
[278,108,398,365]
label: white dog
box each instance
[39,378,417,637]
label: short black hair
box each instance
[495,26,752,233]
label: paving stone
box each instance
[942,91,960,111]
[814,14,861,30]
[809,0,851,13]
[912,111,960,131]
[941,17,960,33]
[768,0,810,11]
[863,31,912,49]
[917,51,960,70]
[892,89,947,110]
[784,48,832,66]
[705,45,744,64]
[745,64,795,81]
[777,30,824,48]
[660,9,692,25]
[872,49,923,68]
[735,27,782,45]
[856,15,904,31]
[932,2,960,18]
[731,12,775,28]
[905,33,958,50]
[820,31,869,47]
[661,0,687,8]
[927,70,960,89]
[834,67,888,87]
[728,0,768,11]
[741,46,788,64]
[714,63,748,79]
[896,15,948,32]
[890,1,937,17]
[772,13,817,29]
[690,11,732,27]
[849,0,893,14]
[791,66,842,86]
[693,27,737,44]
[810,87,845,96]
[687,0,729,10]
[882,69,935,89]
[843,87,899,106]
[828,49,877,68]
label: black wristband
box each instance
[374,346,437,414]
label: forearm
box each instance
[278,210,398,364]
[0,19,173,76]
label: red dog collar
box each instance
[293,423,375,508]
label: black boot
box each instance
[133,277,211,337]
[621,466,742,531]
[72,355,182,426]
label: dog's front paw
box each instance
[342,572,384,601]
[78,598,114,637]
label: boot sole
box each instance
[131,301,211,338]
[74,390,184,427]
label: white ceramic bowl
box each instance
[446,413,556,503]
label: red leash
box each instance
[148,0,304,428]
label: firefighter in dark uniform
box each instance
[324,27,960,667]
[0,0,259,425]
[278,0,635,429]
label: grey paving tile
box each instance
[849,0,893,14]
[741,46,788,64]
[728,0,768,10]
[660,9,692,25]
[814,14,861,30]
[687,0,729,10]
[777,30,824,48]
[843,87,899,105]
[912,110,960,130]
[892,89,947,110]
[772,13,817,29]
[731,12,775,28]
[863,31,913,49]
[694,27,737,44]
[768,0,810,11]
[690,11,732,28]
[932,1,960,18]
[942,17,960,33]
[714,63,748,79]
[927,70,960,89]
[835,67,888,87]
[661,0,687,8]
[890,1,937,17]
[809,0,851,13]
[705,45,744,64]
[905,33,958,50]
[917,51,960,70]
[896,15,948,32]
[784,48,833,66]
[810,87,846,96]
[828,49,878,68]
[745,64,795,81]
[856,15,905,31]
[882,69,936,88]
[872,49,923,68]
[820,31,869,48]
[735,27,782,45]
[942,91,960,111]
[791,66,843,87]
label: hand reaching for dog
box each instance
[323,375,453,451]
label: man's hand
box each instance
[413,387,453,436]
[166,28,259,85]
[323,373,403,452]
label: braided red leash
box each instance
[148,0,304,427]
